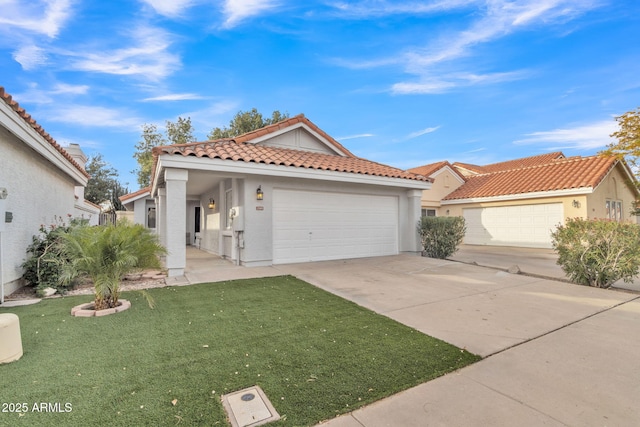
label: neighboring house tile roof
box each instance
[408,161,466,181]
[232,114,355,157]
[154,140,431,182]
[120,186,151,202]
[451,152,565,176]
[0,86,90,178]
[443,155,619,200]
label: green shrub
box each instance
[551,218,640,288]
[58,221,166,310]
[418,216,466,259]
[21,216,88,296]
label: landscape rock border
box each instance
[71,299,131,317]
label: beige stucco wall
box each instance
[420,168,465,214]
[586,165,638,221]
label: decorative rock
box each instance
[507,265,521,274]
[0,313,23,364]
[41,287,57,297]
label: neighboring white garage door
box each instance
[463,203,564,248]
[273,189,398,264]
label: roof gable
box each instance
[443,155,623,201]
[408,161,466,181]
[232,114,354,157]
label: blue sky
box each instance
[1,0,639,189]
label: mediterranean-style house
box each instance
[409,152,640,248]
[123,115,432,277]
[0,87,99,302]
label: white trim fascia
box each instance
[122,191,152,204]
[157,155,432,190]
[247,123,347,156]
[0,100,88,186]
[431,166,466,184]
[441,187,593,205]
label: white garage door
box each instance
[463,203,564,248]
[273,189,398,264]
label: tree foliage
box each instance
[85,154,128,210]
[133,117,195,187]
[602,107,640,171]
[552,218,640,288]
[207,109,289,140]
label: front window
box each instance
[421,208,436,217]
[606,200,622,221]
[147,207,156,229]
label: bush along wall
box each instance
[418,216,466,259]
[551,218,640,288]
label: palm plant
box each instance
[59,222,167,310]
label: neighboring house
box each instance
[129,114,431,276]
[119,187,155,229]
[0,87,99,302]
[406,161,466,217]
[409,152,640,248]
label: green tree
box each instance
[207,108,289,140]
[85,154,128,210]
[133,117,195,187]
[59,222,167,310]
[602,107,640,171]
[601,107,640,214]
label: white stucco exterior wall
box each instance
[1,127,80,295]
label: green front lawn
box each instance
[0,276,479,426]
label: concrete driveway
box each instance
[274,254,640,426]
[450,244,640,293]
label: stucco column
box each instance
[406,189,423,252]
[164,169,188,277]
[157,188,166,249]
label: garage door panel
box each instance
[463,203,563,248]
[273,190,398,264]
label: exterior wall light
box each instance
[208,198,216,210]
[572,200,581,208]
[256,186,264,201]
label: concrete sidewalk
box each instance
[273,255,640,426]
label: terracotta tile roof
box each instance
[232,114,355,157]
[120,186,151,202]
[452,152,566,176]
[480,151,565,173]
[408,161,466,181]
[443,155,619,200]
[154,140,431,182]
[0,86,90,178]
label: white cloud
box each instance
[45,105,143,129]
[327,0,480,18]
[12,45,48,70]
[514,120,617,150]
[336,133,375,141]
[142,93,206,102]
[68,26,180,80]
[51,83,90,95]
[222,0,279,28]
[407,126,440,139]
[335,1,601,94]
[140,0,196,17]
[0,0,74,38]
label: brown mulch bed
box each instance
[5,271,167,301]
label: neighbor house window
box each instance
[147,207,156,229]
[421,209,436,217]
[606,200,622,221]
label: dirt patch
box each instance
[5,271,167,301]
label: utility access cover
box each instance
[221,386,280,427]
